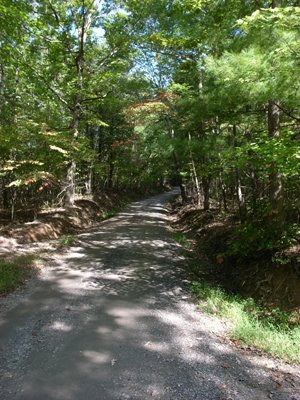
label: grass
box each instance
[58,234,77,247]
[192,281,300,364]
[0,255,36,295]
[101,209,119,220]
[172,231,193,250]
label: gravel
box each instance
[0,189,299,400]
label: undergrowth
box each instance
[227,220,299,257]
[101,208,120,220]
[0,255,36,294]
[172,232,192,250]
[192,281,300,364]
[58,235,77,247]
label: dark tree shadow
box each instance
[0,190,299,400]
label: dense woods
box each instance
[0,1,299,254]
[0,0,300,366]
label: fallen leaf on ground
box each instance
[221,363,231,369]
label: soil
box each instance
[172,201,300,312]
[0,192,142,244]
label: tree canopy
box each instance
[0,0,299,252]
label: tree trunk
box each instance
[236,170,246,221]
[266,0,284,222]
[233,125,246,221]
[202,176,211,211]
[64,160,76,206]
[219,171,228,212]
[10,67,19,220]
[172,152,188,203]
[85,164,93,195]
[188,132,201,205]
[268,100,284,222]
[107,150,114,190]
[165,114,188,203]
[250,168,258,215]
[64,3,93,206]
[65,98,80,207]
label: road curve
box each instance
[0,190,299,400]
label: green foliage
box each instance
[101,208,122,220]
[192,281,300,363]
[0,0,299,261]
[0,255,36,294]
[172,231,192,250]
[58,235,77,248]
[227,222,298,257]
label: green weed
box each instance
[101,209,119,220]
[58,235,77,247]
[172,232,192,250]
[0,255,36,294]
[192,281,300,363]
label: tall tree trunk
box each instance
[219,171,228,212]
[107,148,114,190]
[84,125,94,195]
[268,100,284,222]
[64,3,93,206]
[65,95,81,206]
[98,127,104,162]
[11,67,19,220]
[172,151,188,203]
[85,164,93,195]
[250,169,257,214]
[233,125,246,221]
[188,133,201,205]
[202,176,211,211]
[266,0,284,223]
[165,114,187,202]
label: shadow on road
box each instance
[0,190,299,400]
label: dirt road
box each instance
[0,190,299,400]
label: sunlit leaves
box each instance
[239,6,300,31]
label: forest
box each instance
[1,0,300,287]
[0,0,299,220]
[0,0,300,365]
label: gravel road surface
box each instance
[0,190,299,400]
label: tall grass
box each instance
[192,281,300,364]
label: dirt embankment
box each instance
[0,192,137,245]
[172,202,300,311]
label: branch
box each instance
[94,47,122,71]
[47,0,60,25]
[81,91,113,103]
[274,102,300,122]
[0,32,71,110]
